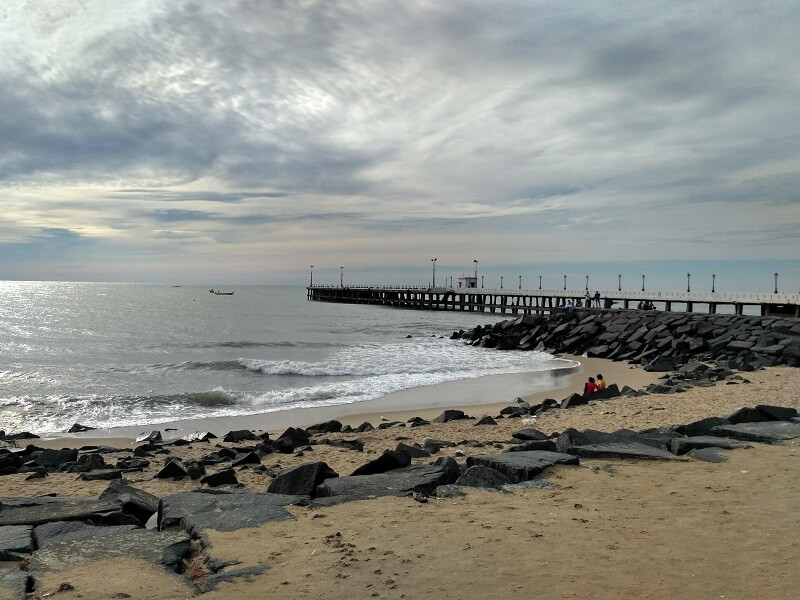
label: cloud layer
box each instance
[1,1,798,284]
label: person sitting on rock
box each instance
[583,376,597,396]
[595,374,606,391]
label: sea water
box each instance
[0,282,574,435]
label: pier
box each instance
[307,286,800,318]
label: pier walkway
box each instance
[307,286,800,318]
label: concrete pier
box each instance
[307,286,800,318]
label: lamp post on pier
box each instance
[539,275,542,290]
[687,272,691,293]
[585,275,589,291]
[310,265,314,287]
[712,274,716,293]
[340,266,344,287]
[500,276,503,289]
[563,275,567,290]
[774,272,779,294]
[618,274,621,291]
[519,275,522,289]
[431,258,437,288]
[481,275,484,288]
[641,274,645,292]
[473,259,478,283]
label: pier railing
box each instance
[307,285,800,318]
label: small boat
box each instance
[214,291,234,295]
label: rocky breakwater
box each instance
[452,309,800,372]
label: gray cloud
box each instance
[0,1,798,282]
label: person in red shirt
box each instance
[583,377,598,396]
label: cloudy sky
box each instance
[1,1,798,291]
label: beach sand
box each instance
[8,360,800,600]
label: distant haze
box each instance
[1,2,798,288]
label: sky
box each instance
[1,1,799,292]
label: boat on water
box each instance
[212,290,234,295]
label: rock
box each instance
[506,440,557,452]
[354,422,374,433]
[159,491,306,538]
[351,449,412,476]
[511,428,550,441]
[222,430,259,443]
[422,439,456,454]
[0,497,121,527]
[378,421,403,429]
[560,393,588,409]
[432,409,467,423]
[99,479,161,525]
[277,427,311,448]
[79,469,123,481]
[710,421,800,444]
[180,431,216,443]
[135,431,163,444]
[567,442,687,461]
[395,442,431,459]
[231,451,262,468]
[155,459,191,479]
[670,436,752,455]
[67,423,95,433]
[455,465,512,489]
[200,468,239,487]
[466,451,579,483]
[726,407,771,424]
[0,567,29,600]
[0,525,33,560]
[643,356,675,372]
[305,420,343,434]
[33,448,78,469]
[31,524,191,576]
[677,417,731,437]
[267,462,339,497]
[315,464,456,503]
[755,404,798,421]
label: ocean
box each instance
[0,282,575,436]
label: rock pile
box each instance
[452,309,800,371]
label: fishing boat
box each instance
[214,291,234,295]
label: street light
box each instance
[340,266,344,287]
[481,275,484,288]
[519,275,522,289]
[585,275,589,291]
[310,265,314,287]
[774,272,779,294]
[500,276,504,289]
[431,258,437,288]
[563,275,567,290]
[539,275,542,290]
[687,272,691,293]
[473,259,478,283]
[641,274,645,292]
[618,274,621,291]
[712,274,716,293]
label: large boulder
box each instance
[351,449,412,476]
[267,462,339,497]
[466,451,578,483]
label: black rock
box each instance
[432,410,467,423]
[277,427,311,448]
[455,465,512,489]
[506,440,557,452]
[222,430,259,443]
[710,421,800,444]
[511,428,550,442]
[155,459,191,479]
[670,436,751,455]
[135,431,163,444]
[474,416,498,426]
[315,464,456,502]
[34,448,78,469]
[231,451,262,468]
[305,420,343,434]
[67,423,95,433]
[568,442,686,461]
[351,449,412,476]
[267,461,339,497]
[396,442,431,458]
[466,451,579,483]
[201,468,239,487]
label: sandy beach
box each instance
[5,359,800,600]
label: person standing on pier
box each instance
[594,291,601,307]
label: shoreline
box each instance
[32,355,659,449]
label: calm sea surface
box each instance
[0,282,572,435]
